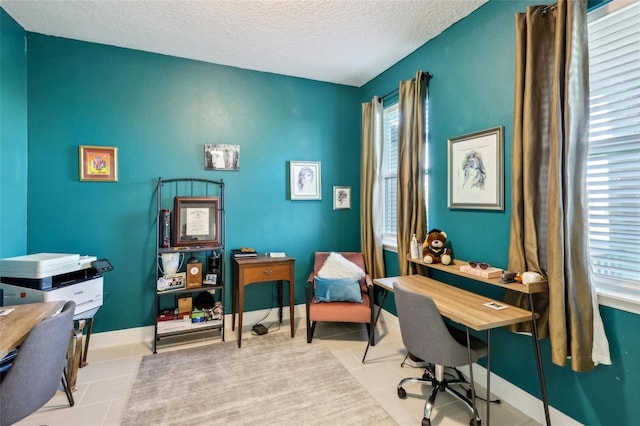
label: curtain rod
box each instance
[378,72,433,102]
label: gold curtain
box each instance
[505,0,609,371]
[360,98,386,279]
[397,72,428,276]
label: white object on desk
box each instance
[269,252,286,257]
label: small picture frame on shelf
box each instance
[203,273,217,285]
[157,272,186,292]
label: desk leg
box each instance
[486,329,491,426]
[362,288,388,363]
[231,278,237,332]
[289,279,295,338]
[466,328,481,426]
[68,319,86,391]
[237,282,244,348]
[278,280,283,324]
[528,293,551,426]
[81,317,94,367]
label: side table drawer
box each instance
[242,263,292,283]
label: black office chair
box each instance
[393,282,487,426]
[0,301,76,426]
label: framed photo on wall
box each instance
[333,186,351,210]
[79,145,118,182]
[204,144,240,171]
[290,161,321,200]
[448,126,504,210]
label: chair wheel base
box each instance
[397,387,407,399]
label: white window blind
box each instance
[587,0,640,306]
[383,104,399,239]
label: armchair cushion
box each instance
[317,252,366,280]
[314,276,363,303]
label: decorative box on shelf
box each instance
[459,264,502,279]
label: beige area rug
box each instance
[121,332,396,425]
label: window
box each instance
[587,0,640,312]
[382,103,399,247]
[381,100,429,250]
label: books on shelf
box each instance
[231,248,257,258]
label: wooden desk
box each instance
[0,301,65,359]
[373,275,532,331]
[409,258,551,426]
[374,275,532,426]
[231,255,295,348]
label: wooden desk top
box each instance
[408,258,548,294]
[232,254,295,265]
[0,301,65,359]
[374,275,533,331]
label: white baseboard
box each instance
[87,304,579,425]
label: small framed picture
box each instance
[448,126,504,210]
[290,161,321,200]
[79,145,118,182]
[204,144,239,171]
[333,186,351,210]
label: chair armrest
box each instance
[364,274,373,288]
[307,272,315,284]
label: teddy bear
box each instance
[422,228,452,265]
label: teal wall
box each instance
[0,9,27,258]
[364,1,640,425]
[24,34,361,332]
[2,1,639,424]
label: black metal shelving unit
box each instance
[153,177,225,353]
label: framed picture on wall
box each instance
[333,186,351,210]
[79,145,118,182]
[204,144,240,171]
[447,126,504,210]
[290,161,321,200]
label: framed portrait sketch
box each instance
[290,161,321,200]
[173,196,220,246]
[79,145,118,182]
[333,186,351,210]
[448,126,504,210]
[204,144,239,171]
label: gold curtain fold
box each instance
[360,98,386,279]
[397,72,428,276]
[506,0,610,372]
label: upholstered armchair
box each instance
[305,252,375,348]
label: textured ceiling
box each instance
[0,0,488,87]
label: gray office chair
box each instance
[0,301,76,426]
[393,282,487,426]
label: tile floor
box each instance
[15,316,541,426]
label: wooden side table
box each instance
[231,255,295,347]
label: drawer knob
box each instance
[264,270,272,275]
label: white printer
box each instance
[0,253,110,316]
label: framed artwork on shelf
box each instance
[79,145,118,182]
[290,161,321,200]
[333,186,351,210]
[448,126,504,210]
[204,144,240,171]
[173,196,220,246]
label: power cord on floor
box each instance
[250,282,283,335]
